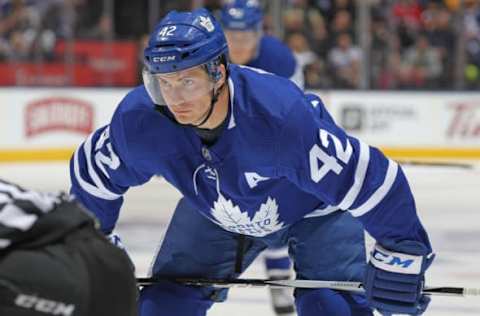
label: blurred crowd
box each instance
[1,0,480,90]
[278,0,480,90]
[0,0,116,61]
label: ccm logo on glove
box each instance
[370,245,423,274]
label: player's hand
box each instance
[364,242,434,316]
[107,232,126,250]
[107,232,136,272]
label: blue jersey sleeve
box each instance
[69,98,153,234]
[248,36,303,88]
[276,97,431,251]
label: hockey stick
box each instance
[396,160,474,169]
[136,277,480,297]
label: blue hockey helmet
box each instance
[143,8,229,109]
[220,0,263,31]
[143,8,228,76]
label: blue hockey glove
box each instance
[364,242,435,316]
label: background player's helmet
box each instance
[143,8,228,106]
[220,0,263,31]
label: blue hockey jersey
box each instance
[248,35,303,88]
[70,64,431,251]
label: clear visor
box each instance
[143,64,216,107]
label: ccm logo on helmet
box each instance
[15,294,76,316]
[152,56,176,63]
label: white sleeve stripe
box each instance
[304,204,340,218]
[83,133,121,199]
[0,183,55,212]
[337,140,370,210]
[349,159,399,218]
[73,146,120,201]
[0,238,11,248]
[0,204,38,231]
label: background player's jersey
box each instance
[248,35,304,88]
[70,64,431,252]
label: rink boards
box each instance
[0,88,479,162]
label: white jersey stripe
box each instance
[0,204,38,231]
[83,133,121,199]
[304,204,340,218]
[337,140,370,210]
[349,159,399,217]
[73,147,121,201]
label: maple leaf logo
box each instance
[199,16,215,32]
[211,194,284,237]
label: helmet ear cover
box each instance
[203,53,229,84]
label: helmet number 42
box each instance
[158,26,177,37]
[309,129,352,183]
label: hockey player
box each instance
[70,8,434,316]
[221,1,301,314]
[0,179,137,316]
[220,0,303,88]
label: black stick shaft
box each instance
[136,277,478,297]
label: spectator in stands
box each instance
[370,15,392,89]
[392,0,423,49]
[286,32,330,89]
[327,32,362,89]
[398,34,443,89]
[72,0,105,39]
[423,4,455,87]
[330,9,354,44]
[463,0,480,88]
[316,0,355,26]
[0,0,40,60]
[307,11,330,59]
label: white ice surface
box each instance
[0,162,479,315]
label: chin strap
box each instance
[190,82,224,128]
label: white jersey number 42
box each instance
[309,129,352,183]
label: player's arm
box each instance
[277,96,431,249]
[70,105,153,234]
[277,97,433,315]
[268,36,304,89]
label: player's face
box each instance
[225,30,259,64]
[155,66,215,125]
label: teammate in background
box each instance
[221,1,300,314]
[0,179,137,316]
[70,8,434,316]
[220,0,304,89]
